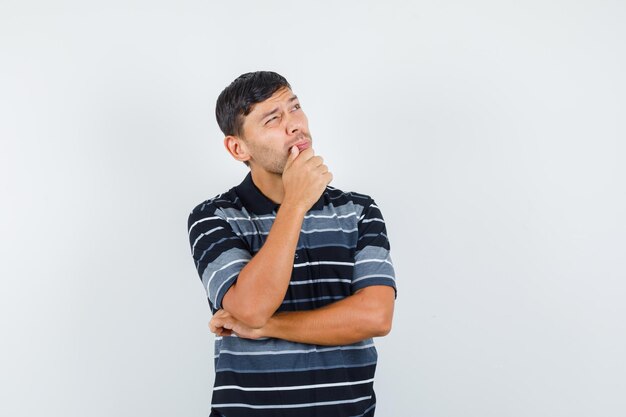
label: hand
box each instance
[282,146,333,212]
[209,309,265,340]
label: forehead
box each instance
[249,87,294,113]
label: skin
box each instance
[214,86,395,345]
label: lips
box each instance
[296,141,310,151]
[291,137,311,152]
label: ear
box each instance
[224,135,251,163]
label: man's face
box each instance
[239,87,312,175]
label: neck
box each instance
[250,168,285,205]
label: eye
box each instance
[265,115,279,125]
[292,103,301,111]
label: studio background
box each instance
[1,1,625,416]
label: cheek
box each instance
[300,112,309,127]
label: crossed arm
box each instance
[208,199,395,346]
[210,285,395,346]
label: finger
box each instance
[209,322,219,334]
[293,147,315,164]
[209,317,223,333]
[217,327,229,337]
[309,155,323,167]
[316,164,329,174]
[284,145,300,170]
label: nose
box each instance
[285,112,302,135]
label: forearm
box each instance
[262,286,395,346]
[221,202,306,327]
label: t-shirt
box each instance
[187,172,397,417]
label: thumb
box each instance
[284,145,300,169]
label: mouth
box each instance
[291,137,311,152]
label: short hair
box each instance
[216,71,291,137]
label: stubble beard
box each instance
[252,132,313,176]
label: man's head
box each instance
[216,71,312,174]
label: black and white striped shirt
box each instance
[187,172,397,417]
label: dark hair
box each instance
[216,71,291,137]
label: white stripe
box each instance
[188,216,220,235]
[361,217,384,224]
[237,227,357,238]
[354,259,393,266]
[206,258,250,289]
[300,227,358,234]
[293,260,354,268]
[351,274,395,284]
[238,230,270,236]
[213,378,374,392]
[212,395,372,409]
[222,212,356,222]
[371,204,379,209]
[191,226,223,253]
[305,212,357,220]
[224,214,276,222]
[218,342,375,357]
[289,278,351,286]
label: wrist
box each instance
[261,313,281,339]
[279,196,309,216]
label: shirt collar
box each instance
[234,171,325,215]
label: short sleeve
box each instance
[187,205,252,313]
[352,199,397,297]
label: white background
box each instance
[2,1,625,416]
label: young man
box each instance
[187,71,397,417]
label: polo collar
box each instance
[234,172,325,215]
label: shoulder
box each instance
[187,187,240,227]
[324,185,377,216]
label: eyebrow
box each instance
[258,95,299,121]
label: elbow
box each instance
[370,309,393,337]
[373,316,393,337]
[234,306,272,329]
[221,285,273,329]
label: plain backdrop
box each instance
[1,1,625,416]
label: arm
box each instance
[220,202,306,328]
[221,146,332,328]
[208,192,397,342]
[210,285,395,346]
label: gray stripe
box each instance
[353,247,395,283]
[216,335,372,354]
[216,342,374,357]
[215,338,377,372]
[197,236,240,263]
[202,248,251,301]
[217,203,363,236]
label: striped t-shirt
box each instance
[187,172,397,417]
